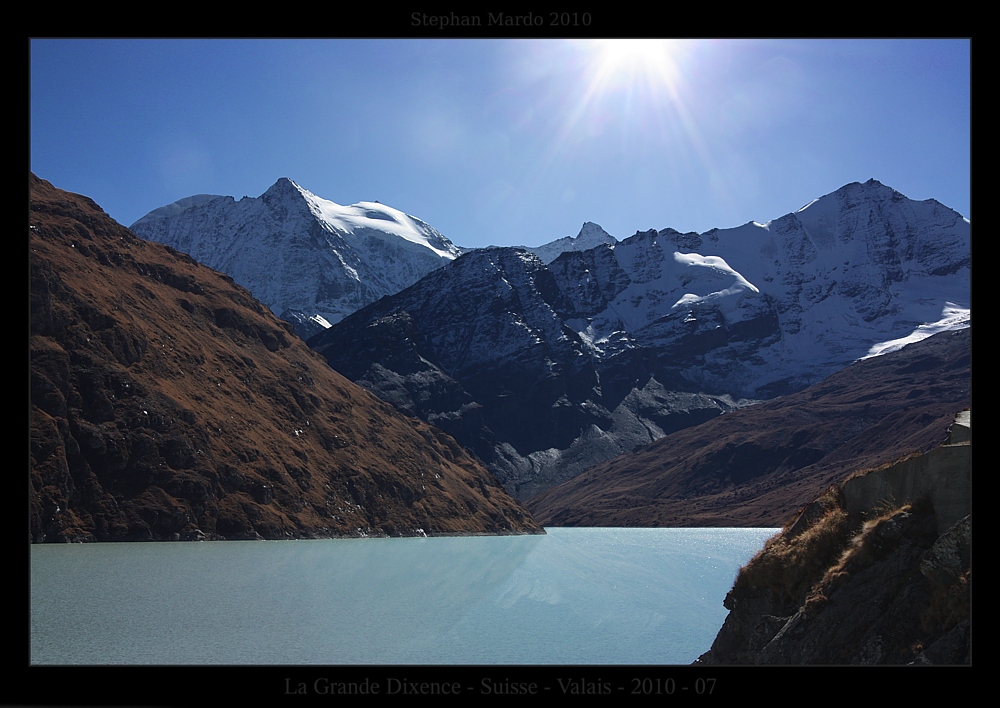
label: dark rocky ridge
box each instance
[310,247,746,499]
[29,174,541,541]
[526,328,970,527]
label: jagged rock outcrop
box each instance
[29,173,541,542]
[695,411,970,664]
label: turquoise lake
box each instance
[30,527,777,665]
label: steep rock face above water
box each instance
[130,178,462,336]
[696,413,970,665]
[29,173,541,542]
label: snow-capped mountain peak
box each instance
[130,178,462,335]
[524,221,618,263]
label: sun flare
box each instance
[587,39,686,96]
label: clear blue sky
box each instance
[30,39,970,249]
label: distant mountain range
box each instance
[130,181,636,339]
[29,174,540,541]
[129,178,969,500]
[309,180,969,498]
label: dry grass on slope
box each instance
[30,173,541,541]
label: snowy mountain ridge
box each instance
[131,178,629,338]
[544,179,970,397]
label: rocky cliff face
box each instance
[695,412,970,665]
[29,173,541,541]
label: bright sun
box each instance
[531,38,705,180]
[586,39,686,97]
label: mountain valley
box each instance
[41,173,970,537]
[28,172,972,665]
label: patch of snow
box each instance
[291,181,461,260]
[861,303,971,359]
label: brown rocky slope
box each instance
[526,327,970,527]
[29,174,541,541]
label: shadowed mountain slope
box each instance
[311,247,746,500]
[526,327,970,527]
[29,174,540,541]
[311,181,967,501]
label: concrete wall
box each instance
[842,411,970,534]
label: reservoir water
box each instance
[30,527,777,665]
